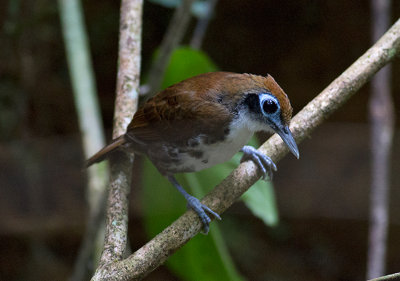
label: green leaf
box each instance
[212,137,279,227]
[142,159,244,281]
[241,181,279,226]
[239,137,279,226]
[161,46,218,89]
[217,157,279,227]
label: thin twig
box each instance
[92,16,400,281]
[58,0,107,158]
[91,0,142,280]
[190,0,219,49]
[58,0,109,280]
[367,0,394,279]
[144,0,195,96]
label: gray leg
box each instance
[240,145,277,180]
[167,175,221,234]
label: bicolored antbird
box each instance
[87,72,299,233]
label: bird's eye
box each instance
[262,99,278,114]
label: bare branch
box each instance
[58,0,109,279]
[369,272,400,281]
[96,16,400,281]
[190,0,219,50]
[91,0,142,280]
[112,0,142,139]
[144,0,195,95]
[367,0,394,279]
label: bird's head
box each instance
[234,73,299,159]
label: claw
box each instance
[240,145,277,180]
[167,175,221,234]
[186,196,221,234]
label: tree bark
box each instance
[367,0,394,279]
[91,0,142,280]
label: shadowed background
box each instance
[0,0,400,280]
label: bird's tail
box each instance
[86,135,126,167]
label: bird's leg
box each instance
[167,175,221,234]
[240,145,277,180]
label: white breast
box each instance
[181,118,254,172]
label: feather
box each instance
[86,136,126,167]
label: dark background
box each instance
[1,0,400,280]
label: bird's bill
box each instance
[276,126,300,159]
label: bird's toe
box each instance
[186,196,220,234]
[240,145,277,180]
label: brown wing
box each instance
[126,73,235,146]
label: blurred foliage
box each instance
[142,46,279,280]
[142,159,244,281]
[160,46,218,88]
[214,137,279,227]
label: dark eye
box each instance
[262,99,278,114]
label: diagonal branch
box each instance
[369,272,400,281]
[190,0,219,50]
[102,18,400,280]
[144,0,195,96]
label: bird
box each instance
[86,72,299,233]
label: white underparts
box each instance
[179,113,271,172]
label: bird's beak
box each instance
[276,126,299,159]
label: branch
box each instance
[112,0,142,139]
[58,0,109,279]
[367,0,394,278]
[144,0,195,96]
[369,272,400,281]
[190,0,219,50]
[91,0,142,280]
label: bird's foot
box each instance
[167,175,221,234]
[186,195,221,234]
[240,145,277,180]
